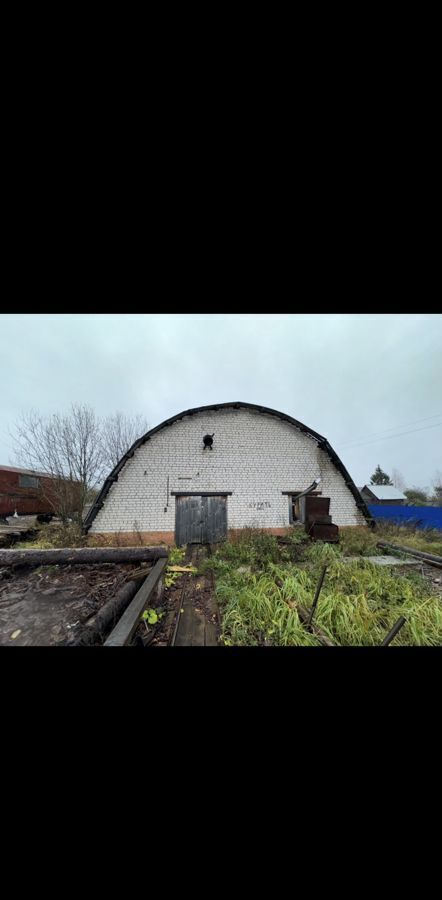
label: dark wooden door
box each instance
[204,496,228,543]
[175,496,227,545]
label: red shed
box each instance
[0,465,82,519]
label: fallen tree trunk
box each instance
[376,541,442,568]
[69,577,146,646]
[0,546,168,568]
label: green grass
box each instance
[321,523,442,560]
[216,568,321,646]
[374,522,442,557]
[208,528,442,647]
[14,522,86,549]
[207,528,281,570]
[168,546,186,565]
[310,559,441,646]
[337,526,380,557]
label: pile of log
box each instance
[0,545,169,647]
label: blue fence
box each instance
[367,504,442,530]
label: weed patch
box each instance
[374,521,442,557]
[208,528,442,647]
[15,522,86,550]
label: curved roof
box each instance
[83,402,372,531]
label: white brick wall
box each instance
[90,408,366,533]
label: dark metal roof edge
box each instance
[171,491,233,496]
[320,440,372,523]
[83,402,371,531]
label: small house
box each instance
[0,465,82,520]
[359,485,407,505]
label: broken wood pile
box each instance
[0,519,38,548]
[104,557,168,646]
[1,546,169,646]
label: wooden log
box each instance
[298,604,335,646]
[0,546,168,568]
[70,578,144,646]
[376,541,442,567]
[104,557,168,646]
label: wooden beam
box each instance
[170,491,232,496]
[281,491,322,495]
[0,546,168,568]
[104,557,168,646]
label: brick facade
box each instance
[89,407,366,537]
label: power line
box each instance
[338,412,442,448]
[337,420,442,451]
[339,412,442,447]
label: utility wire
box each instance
[338,412,442,448]
[337,420,442,451]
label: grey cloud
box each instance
[0,313,440,491]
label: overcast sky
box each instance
[0,314,440,491]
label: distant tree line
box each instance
[9,404,149,523]
[370,464,442,506]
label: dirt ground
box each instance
[0,561,142,646]
[133,544,220,646]
[133,578,186,646]
[410,561,442,598]
[1,535,439,647]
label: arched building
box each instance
[84,402,371,544]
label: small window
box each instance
[19,474,40,489]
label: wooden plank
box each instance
[191,609,206,646]
[171,491,232,496]
[173,599,194,646]
[104,557,168,646]
[206,495,227,543]
[0,546,168,568]
[281,491,322,495]
[204,619,218,646]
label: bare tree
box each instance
[404,487,429,506]
[100,412,149,472]
[9,405,150,522]
[10,404,106,523]
[391,468,406,491]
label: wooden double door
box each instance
[175,495,227,545]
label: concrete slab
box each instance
[342,555,420,567]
